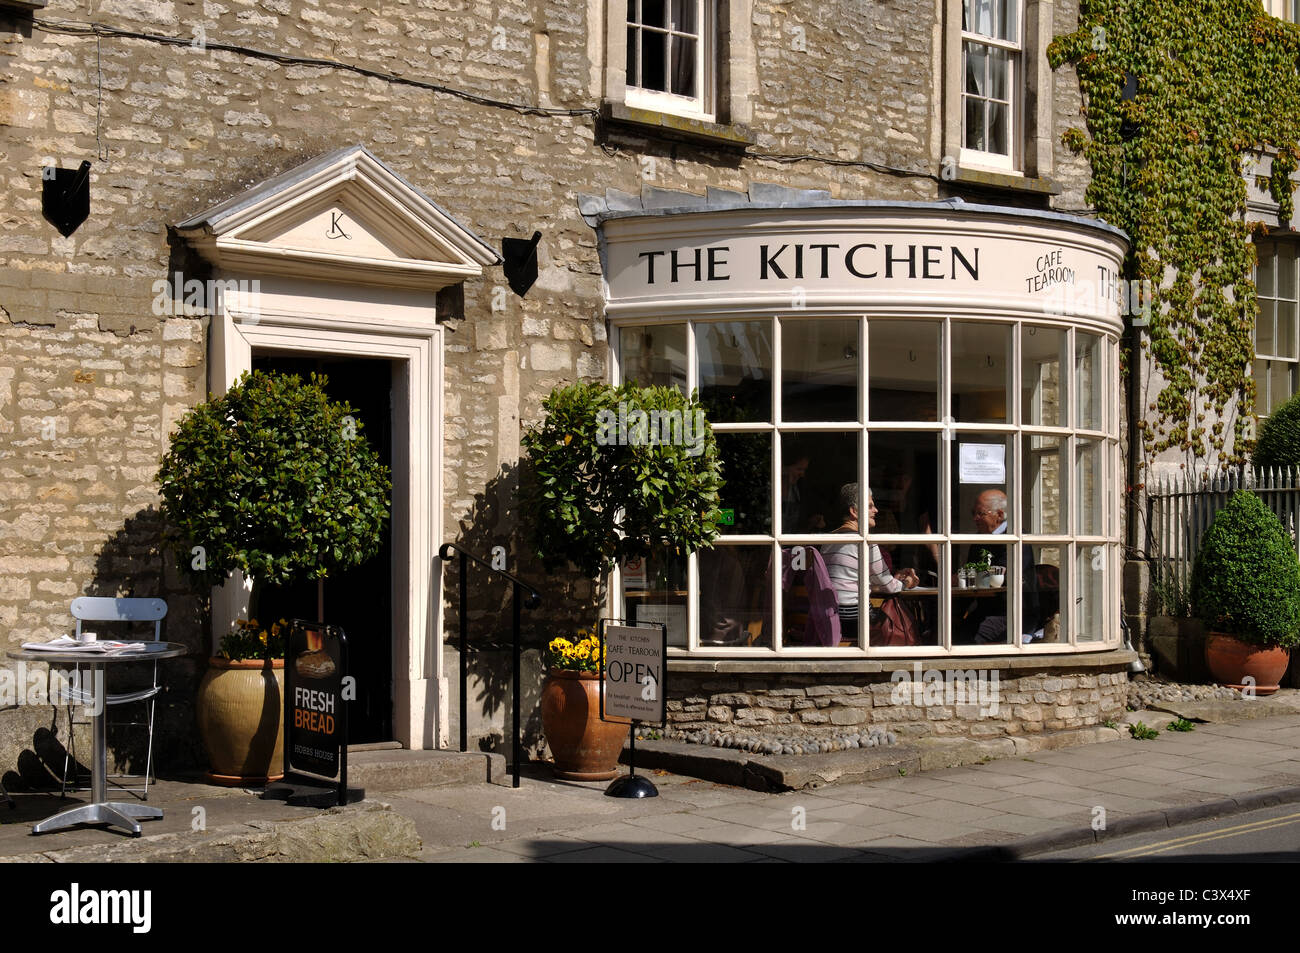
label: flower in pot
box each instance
[1190,490,1300,695]
[157,370,391,783]
[537,628,627,780]
[965,549,994,589]
[520,381,723,778]
[197,618,288,784]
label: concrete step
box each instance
[345,748,506,792]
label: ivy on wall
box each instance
[1049,1,1300,469]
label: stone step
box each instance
[344,748,507,792]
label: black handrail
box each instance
[438,542,541,789]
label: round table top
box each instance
[7,641,190,664]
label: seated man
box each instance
[954,489,1040,644]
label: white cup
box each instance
[78,630,97,643]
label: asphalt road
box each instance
[1036,803,1300,862]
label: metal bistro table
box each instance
[8,641,188,836]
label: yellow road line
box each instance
[1094,810,1300,860]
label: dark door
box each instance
[251,353,395,744]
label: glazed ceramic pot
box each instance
[539,669,627,781]
[1204,633,1291,696]
[196,657,286,785]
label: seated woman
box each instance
[821,483,917,644]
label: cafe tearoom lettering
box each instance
[636,242,981,285]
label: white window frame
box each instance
[624,0,716,122]
[610,315,1121,657]
[1253,239,1300,417]
[960,0,1023,173]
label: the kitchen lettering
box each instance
[294,686,336,734]
[635,242,980,284]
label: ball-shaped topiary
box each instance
[1190,490,1300,648]
[520,381,723,579]
[1253,390,1300,468]
[157,370,392,588]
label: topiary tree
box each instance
[520,381,723,579]
[1253,391,1300,468]
[156,370,392,593]
[1190,490,1300,648]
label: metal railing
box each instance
[437,542,541,789]
[1145,466,1300,615]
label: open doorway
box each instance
[251,352,395,744]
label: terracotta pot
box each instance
[196,657,286,785]
[1204,633,1291,696]
[540,669,627,781]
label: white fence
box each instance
[1145,467,1300,616]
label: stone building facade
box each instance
[0,0,1127,777]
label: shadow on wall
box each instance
[443,461,601,757]
[2,506,207,793]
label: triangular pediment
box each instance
[176,145,499,290]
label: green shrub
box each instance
[520,381,723,578]
[1254,391,1300,467]
[1190,490,1300,648]
[157,370,391,588]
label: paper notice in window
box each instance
[622,556,647,589]
[959,443,1006,484]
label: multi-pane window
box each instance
[615,317,1120,655]
[1253,240,1299,417]
[625,0,712,119]
[962,0,1022,168]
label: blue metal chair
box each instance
[59,597,167,800]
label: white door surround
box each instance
[176,146,500,749]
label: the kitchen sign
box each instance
[600,621,667,725]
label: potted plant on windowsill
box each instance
[1190,490,1300,695]
[157,370,391,784]
[520,381,723,779]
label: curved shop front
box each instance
[587,194,1136,740]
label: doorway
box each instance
[251,352,396,744]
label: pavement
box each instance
[2,694,1298,862]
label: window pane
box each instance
[1022,434,1061,535]
[1022,326,1064,427]
[783,544,854,647]
[1075,332,1102,430]
[671,0,697,34]
[953,436,1012,534]
[965,42,986,96]
[1257,242,1276,297]
[1254,359,1269,412]
[626,26,638,84]
[782,318,860,422]
[869,320,939,421]
[1075,544,1107,642]
[1280,246,1296,301]
[989,47,1008,101]
[698,320,772,422]
[953,542,1010,644]
[620,324,687,391]
[1270,361,1293,414]
[1258,297,1276,355]
[780,432,859,535]
[641,30,666,90]
[1279,300,1296,359]
[869,432,941,547]
[698,546,768,647]
[952,322,1010,423]
[624,549,687,647]
[866,545,939,647]
[1030,546,1064,643]
[988,101,1009,156]
[669,35,697,97]
[640,0,666,28]
[715,432,772,536]
[1075,438,1104,535]
[964,96,985,152]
